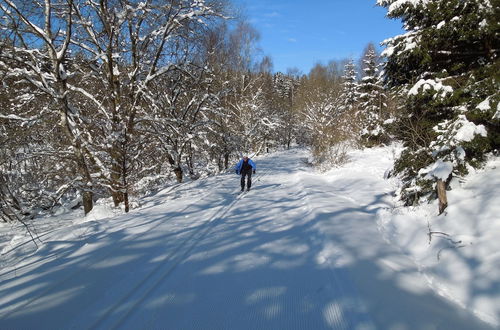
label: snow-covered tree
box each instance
[295,63,355,167]
[300,91,338,158]
[358,44,388,146]
[142,65,220,183]
[186,20,277,169]
[228,73,277,156]
[339,59,360,113]
[72,0,223,209]
[0,0,98,214]
[378,0,499,209]
[273,72,297,100]
[272,71,300,149]
[0,0,227,215]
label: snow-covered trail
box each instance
[0,148,494,329]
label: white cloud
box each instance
[264,11,281,18]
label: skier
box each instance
[235,156,256,192]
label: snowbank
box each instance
[377,154,500,326]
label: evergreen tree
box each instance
[378,0,499,207]
[339,59,360,113]
[358,45,388,146]
[336,59,362,143]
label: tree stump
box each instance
[437,179,448,214]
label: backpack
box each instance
[242,160,253,172]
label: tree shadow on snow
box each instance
[0,148,496,329]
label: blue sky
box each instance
[231,0,403,74]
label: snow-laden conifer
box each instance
[358,45,388,146]
[339,59,359,113]
[378,0,499,208]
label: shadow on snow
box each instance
[0,148,495,330]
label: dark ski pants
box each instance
[241,171,252,190]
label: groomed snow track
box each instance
[89,169,273,329]
[0,150,494,330]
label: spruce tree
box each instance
[359,45,388,146]
[378,0,499,206]
[339,59,360,113]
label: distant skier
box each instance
[235,156,256,192]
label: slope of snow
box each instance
[378,154,500,326]
[0,146,497,329]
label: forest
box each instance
[1,0,498,222]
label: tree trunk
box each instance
[174,166,183,183]
[165,152,183,183]
[187,146,195,178]
[111,158,124,207]
[437,179,448,214]
[124,191,129,213]
[122,151,129,213]
[224,153,229,170]
[74,147,94,215]
[83,191,93,215]
[55,57,94,215]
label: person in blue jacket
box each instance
[235,155,256,192]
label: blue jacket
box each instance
[235,158,256,174]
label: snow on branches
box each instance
[0,0,227,217]
[378,0,499,210]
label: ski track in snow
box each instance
[88,169,274,330]
[0,148,495,330]
[0,175,235,316]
